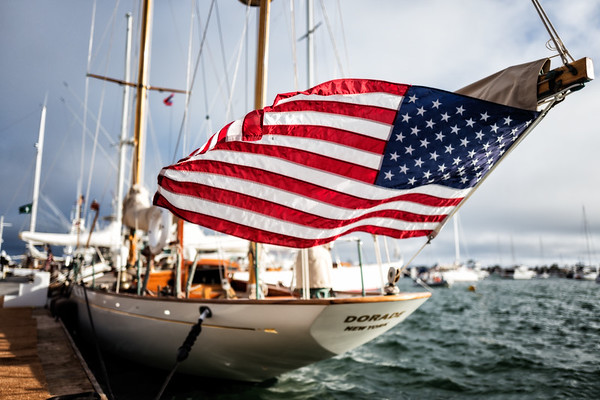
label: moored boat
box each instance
[70,285,429,382]
[61,0,592,386]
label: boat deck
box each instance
[0,306,106,400]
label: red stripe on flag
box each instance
[220,141,379,184]
[263,125,388,154]
[153,192,431,248]
[159,176,447,227]
[163,160,463,210]
[268,100,399,125]
[274,79,410,104]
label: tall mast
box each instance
[453,214,460,266]
[131,0,153,187]
[254,0,271,110]
[307,0,315,87]
[125,0,152,269]
[116,12,133,229]
[247,0,271,299]
[114,13,133,280]
[30,100,47,233]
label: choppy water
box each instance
[84,279,600,399]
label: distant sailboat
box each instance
[439,213,487,284]
[575,205,598,280]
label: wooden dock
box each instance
[0,307,106,400]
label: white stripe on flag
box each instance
[274,92,404,110]
[162,169,456,219]
[157,186,439,240]
[253,135,383,170]
[264,111,394,141]
[189,149,471,201]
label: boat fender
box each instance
[148,208,171,254]
[384,267,401,295]
[387,266,401,284]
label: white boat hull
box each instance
[70,286,429,382]
[441,266,486,283]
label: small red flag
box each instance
[163,93,174,106]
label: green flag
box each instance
[19,203,32,214]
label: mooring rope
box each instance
[154,306,213,400]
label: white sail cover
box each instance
[20,220,122,249]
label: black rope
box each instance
[82,284,116,400]
[154,306,212,400]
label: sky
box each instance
[0,0,599,268]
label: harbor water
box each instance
[80,278,600,399]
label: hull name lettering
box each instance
[343,312,405,324]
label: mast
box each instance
[116,13,133,232]
[114,13,133,284]
[453,214,460,266]
[122,0,153,270]
[306,0,315,87]
[254,0,271,110]
[247,0,271,299]
[30,100,47,233]
[131,0,153,187]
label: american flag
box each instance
[153,79,539,248]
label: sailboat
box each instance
[439,213,487,284]
[63,0,592,384]
[575,206,599,281]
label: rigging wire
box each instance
[318,0,346,77]
[2,155,36,219]
[38,113,78,198]
[531,0,574,65]
[170,0,217,164]
[63,82,120,151]
[181,0,195,157]
[167,0,187,62]
[335,0,350,76]
[224,3,253,123]
[84,0,121,225]
[288,0,299,91]
[39,194,71,232]
[410,83,576,276]
[0,109,39,135]
[215,1,232,105]
[200,6,213,144]
[59,97,118,173]
[78,0,96,226]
